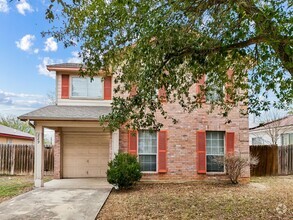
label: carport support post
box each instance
[34,124,44,187]
[112,130,119,159]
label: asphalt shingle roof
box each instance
[18,105,111,121]
[0,124,34,139]
[250,115,293,130]
[47,63,85,69]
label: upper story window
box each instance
[71,77,103,98]
[205,74,224,103]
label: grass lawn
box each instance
[0,175,52,203]
[97,176,293,219]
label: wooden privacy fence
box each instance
[250,145,279,176]
[250,145,293,176]
[0,144,54,175]
[279,145,293,175]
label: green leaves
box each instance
[107,153,142,189]
[0,115,34,135]
[45,0,292,130]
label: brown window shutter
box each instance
[226,132,235,156]
[196,130,206,174]
[158,87,167,103]
[128,130,138,155]
[61,74,69,99]
[225,69,233,103]
[196,75,206,102]
[158,130,167,173]
[104,76,112,100]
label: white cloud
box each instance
[67,51,82,63]
[16,0,33,15]
[16,34,36,52]
[0,0,9,13]
[44,37,58,52]
[0,89,46,116]
[34,48,39,54]
[0,90,43,98]
[37,57,62,79]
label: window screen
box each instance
[206,131,225,172]
[71,77,102,98]
[138,130,157,172]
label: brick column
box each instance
[54,129,62,179]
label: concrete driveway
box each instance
[0,178,112,220]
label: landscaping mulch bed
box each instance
[97,176,293,219]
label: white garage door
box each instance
[62,128,110,178]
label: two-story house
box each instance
[19,63,249,187]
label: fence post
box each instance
[10,145,15,175]
[284,146,289,175]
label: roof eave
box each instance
[19,116,100,121]
[0,133,34,141]
[46,67,83,72]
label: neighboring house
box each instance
[249,115,293,146]
[0,124,34,144]
[19,63,249,187]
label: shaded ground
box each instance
[0,175,52,203]
[98,176,293,220]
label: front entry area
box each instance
[62,127,110,178]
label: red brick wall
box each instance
[119,100,249,180]
[54,130,61,179]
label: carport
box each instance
[19,105,119,187]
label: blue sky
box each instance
[0,0,81,116]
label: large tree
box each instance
[45,0,292,131]
[252,110,290,145]
[0,115,34,135]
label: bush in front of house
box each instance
[224,154,259,184]
[107,152,142,189]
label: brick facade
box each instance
[54,130,62,179]
[119,101,249,181]
[48,66,249,182]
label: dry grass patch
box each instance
[98,176,293,220]
[0,175,52,203]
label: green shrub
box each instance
[107,153,142,189]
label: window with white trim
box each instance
[281,133,293,145]
[252,137,264,145]
[138,130,157,172]
[6,139,12,144]
[71,77,103,98]
[205,74,224,102]
[206,131,225,172]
